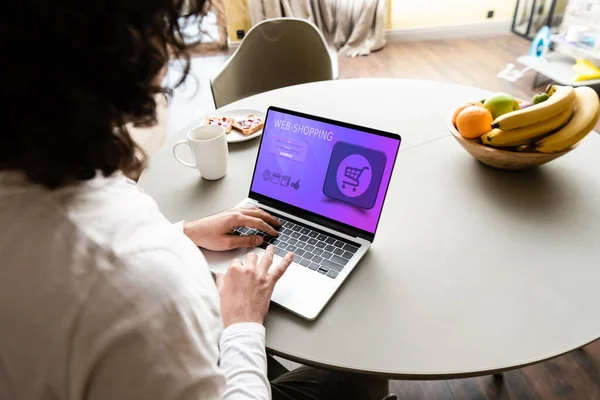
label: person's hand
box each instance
[216,246,293,327]
[183,206,280,251]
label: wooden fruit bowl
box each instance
[447,117,575,170]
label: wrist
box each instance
[222,322,266,337]
[182,221,191,236]
[182,221,194,241]
[183,220,205,247]
[222,313,264,329]
[223,318,264,329]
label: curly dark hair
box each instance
[1,0,209,188]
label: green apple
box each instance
[483,93,520,119]
[532,92,550,104]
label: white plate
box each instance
[204,109,266,143]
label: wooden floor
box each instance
[336,35,600,400]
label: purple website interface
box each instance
[250,109,401,233]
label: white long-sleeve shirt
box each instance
[0,171,270,400]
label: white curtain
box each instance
[248,0,387,57]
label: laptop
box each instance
[203,106,401,320]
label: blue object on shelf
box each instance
[529,26,551,58]
[582,34,598,48]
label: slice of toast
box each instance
[232,115,264,136]
[205,116,234,133]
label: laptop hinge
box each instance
[247,193,375,243]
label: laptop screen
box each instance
[250,108,401,235]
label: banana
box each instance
[546,84,557,96]
[481,106,573,147]
[491,85,575,130]
[536,86,600,153]
[516,144,536,152]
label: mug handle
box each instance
[172,140,196,168]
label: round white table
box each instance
[139,79,600,379]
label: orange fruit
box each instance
[452,102,482,125]
[456,106,493,139]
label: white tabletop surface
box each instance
[138,79,600,378]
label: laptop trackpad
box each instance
[271,261,335,320]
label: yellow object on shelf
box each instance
[572,59,600,82]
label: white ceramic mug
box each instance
[173,125,228,180]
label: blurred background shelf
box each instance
[550,34,600,63]
[517,53,600,87]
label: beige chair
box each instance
[211,18,336,109]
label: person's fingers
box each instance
[245,251,258,269]
[215,273,225,289]
[258,245,275,275]
[269,252,293,285]
[240,207,281,228]
[239,215,278,237]
[224,235,263,250]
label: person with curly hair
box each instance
[0,1,393,399]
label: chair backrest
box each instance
[211,18,334,109]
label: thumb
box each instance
[227,234,263,250]
[215,273,225,289]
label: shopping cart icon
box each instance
[323,142,387,209]
[342,166,370,192]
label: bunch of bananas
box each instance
[480,85,600,153]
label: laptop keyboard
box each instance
[233,213,359,279]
